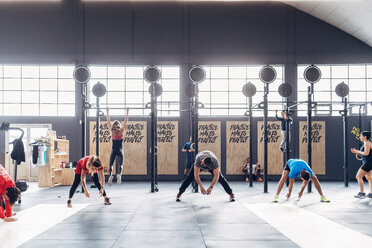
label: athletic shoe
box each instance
[229,194,235,202]
[117,174,121,185]
[273,195,279,203]
[108,175,113,186]
[104,198,112,205]
[67,200,72,208]
[280,147,284,152]
[245,177,249,182]
[258,177,263,182]
[354,192,366,198]
[367,193,372,198]
[176,193,181,202]
[320,195,330,202]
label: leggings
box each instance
[109,149,124,176]
[69,173,106,199]
[178,166,233,195]
[280,130,291,151]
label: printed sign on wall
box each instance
[226,121,249,175]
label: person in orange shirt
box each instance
[67,155,111,207]
[0,164,20,222]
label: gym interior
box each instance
[0,0,372,247]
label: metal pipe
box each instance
[263,85,268,193]
[96,96,100,157]
[343,97,349,187]
[249,96,253,187]
[307,86,312,193]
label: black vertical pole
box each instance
[343,97,348,187]
[154,96,158,191]
[359,105,362,149]
[307,86,312,193]
[263,85,268,193]
[249,97,253,187]
[192,84,199,193]
[150,94,155,193]
[82,83,87,157]
[96,96,100,157]
[285,99,290,187]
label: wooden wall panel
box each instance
[226,121,249,175]
[157,121,178,175]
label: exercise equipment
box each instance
[73,66,91,84]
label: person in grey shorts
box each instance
[176,150,235,202]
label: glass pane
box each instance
[211,108,228,116]
[318,65,331,78]
[349,91,366,102]
[107,92,125,104]
[251,80,264,92]
[314,79,331,91]
[199,92,210,105]
[349,65,365,78]
[22,79,39,90]
[273,66,283,79]
[297,91,308,101]
[211,92,228,104]
[58,79,75,91]
[212,79,228,92]
[30,128,49,140]
[108,66,125,78]
[126,79,143,91]
[297,79,308,92]
[40,104,57,116]
[199,108,210,116]
[126,92,143,104]
[4,91,21,103]
[349,79,366,91]
[229,109,246,116]
[161,92,178,102]
[40,66,57,78]
[40,92,57,103]
[22,66,39,78]
[211,67,228,78]
[161,79,179,91]
[58,92,75,104]
[314,92,331,102]
[246,66,261,78]
[198,79,210,92]
[4,79,21,90]
[4,66,21,78]
[229,79,245,92]
[332,66,348,78]
[90,66,107,78]
[229,67,246,79]
[4,104,21,116]
[22,104,39,116]
[58,66,74,79]
[367,79,372,91]
[22,92,39,103]
[58,104,74,116]
[108,79,125,91]
[40,79,57,91]
[367,65,372,78]
[126,67,143,78]
[229,92,246,104]
[161,67,179,79]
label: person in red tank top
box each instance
[0,164,21,222]
[67,156,111,207]
[106,107,129,186]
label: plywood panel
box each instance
[299,121,326,175]
[257,121,283,175]
[198,121,221,173]
[90,121,147,175]
[226,121,249,175]
[157,121,178,175]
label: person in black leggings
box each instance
[351,131,372,198]
[106,107,129,185]
[176,150,235,202]
[67,156,111,207]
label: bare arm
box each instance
[120,107,129,133]
[194,166,206,194]
[80,171,89,197]
[106,107,112,129]
[99,169,105,196]
[358,142,371,156]
[298,180,308,198]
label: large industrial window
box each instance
[88,66,179,117]
[298,65,372,116]
[198,66,284,116]
[0,65,75,116]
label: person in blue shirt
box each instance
[182,137,195,176]
[273,159,330,203]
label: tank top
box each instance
[361,144,372,164]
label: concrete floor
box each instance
[2,181,372,248]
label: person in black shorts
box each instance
[351,131,372,198]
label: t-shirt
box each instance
[276,114,293,131]
[0,165,15,219]
[194,151,219,171]
[75,156,104,175]
[244,163,257,172]
[182,142,193,161]
[287,159,313,179]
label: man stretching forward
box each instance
[273,159,330,203]
[176,150,235,202]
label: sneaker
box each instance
[229,194,235,202]
[280,147,284,152]
[104,197,112,205]
[354,192,366,198]
[258,177,263,182]
[245,177,249,182]
[320,195,330,203]
[176,193,181,202]
[367,193,372,198]
[273,195,279,203]
[117,174,121,185]
[108,175,113,186]
[67,199,72,208]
